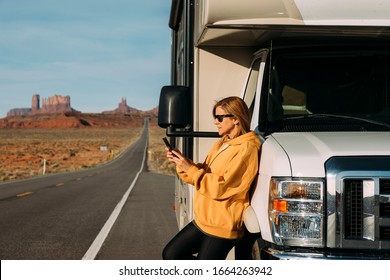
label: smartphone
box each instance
[162,137,173,151]
[163,137,178,157]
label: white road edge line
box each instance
[81,140,147,260]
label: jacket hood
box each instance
[221,131,261,149]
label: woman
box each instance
[162,96,261,260]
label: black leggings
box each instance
[162,221,238,260]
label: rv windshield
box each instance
[266,49,390,132]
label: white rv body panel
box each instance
[194,47,255,162]
[295,0,390,26]
[272,132,390,177]
[201,0,390,26]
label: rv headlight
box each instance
[269,178,324,247]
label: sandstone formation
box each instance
[7,94,78,117]
[6,108,32,116]
[0,112,149,129]
[102,98,140,115]
[2,94,159,129]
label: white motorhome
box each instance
[158,0,390,259]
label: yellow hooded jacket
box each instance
[177,131,261,239]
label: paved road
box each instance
[95,172,177,260]
[0,120,177,259]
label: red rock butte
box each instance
[7,94,78,117]
[1,94,158,129]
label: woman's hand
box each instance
[166,147,192,172]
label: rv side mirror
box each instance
[158,86,191,128]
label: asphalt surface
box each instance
[0,121,178,260]
[95,172,177,260]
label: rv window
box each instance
[268,50,390,127]
[244,50,269,130]
[243,59,260,117]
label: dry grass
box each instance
[147,124,176,175]
[0,125,175,182]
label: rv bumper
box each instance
[260,247,390,260]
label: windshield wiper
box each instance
[284,113,390,129]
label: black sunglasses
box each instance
[214,114,234,122]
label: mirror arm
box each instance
[166,126,219,138]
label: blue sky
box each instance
[0,0,171,117]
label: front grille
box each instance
[381,179,390,195]
[380,179,390,240]
[325,156,390,251]
[380,227,390,240]
[343,177,390,243]
[380,203,390,217]
[344,180,364,239]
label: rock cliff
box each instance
[7,94,78,117]
[6,108,32,116]
[40,95,74,114]
[4,95,158,125]
[102,97,140,114]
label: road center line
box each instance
[81,138,147,260]
[16,191,33,197]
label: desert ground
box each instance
[0,118,176,182]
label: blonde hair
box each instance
[213,96,251,138]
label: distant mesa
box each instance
[102,98,140,115]
[6,94,156,117]
[7,94,79,117]
[1,94,158,129]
